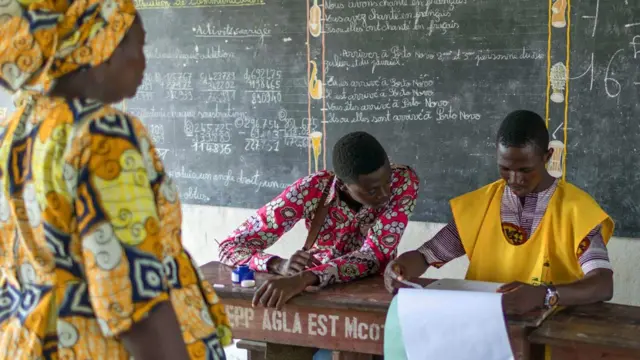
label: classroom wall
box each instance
[182,204,640,360]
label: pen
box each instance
[396,277,424,289]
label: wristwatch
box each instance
[543,284,559,308]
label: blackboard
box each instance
[563,0,640,238]
[129,0,310,209]
[129,0,640,237]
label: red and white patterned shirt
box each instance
[219,165,419,287]
[418,179,612,274]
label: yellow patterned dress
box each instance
[0,95,232,359]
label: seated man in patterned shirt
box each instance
[385,110,614,315]
[219,131,419,307]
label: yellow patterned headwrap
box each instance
[0,0,136,93]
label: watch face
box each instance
[548,293,559,307]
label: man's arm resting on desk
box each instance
[500,268,613,315]
[556,268,614,306]
[252,246,383,309]
[253,244,399,309]
[556,226,615,305]
[217,208,295,273]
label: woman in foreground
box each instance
[0,0,231,359]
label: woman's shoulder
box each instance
[65,101,148,140]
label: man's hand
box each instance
[268,251,322,276]
[252,272,319,310]
[498,281,546,315]
[384,250,429,294]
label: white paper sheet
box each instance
[397,287,514,360]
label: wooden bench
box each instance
[528,303,640,359]
[236,340,382,360]
[237,340,266,360]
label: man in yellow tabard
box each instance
[385,110,614,314]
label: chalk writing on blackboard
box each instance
[571,44,638,99]
[325,72,481,125]
[326,47,545,73]
[155,148,170,160]
[182,187,211,202]
[136,0,263,9]
[631,36,640,59]
[193,24,271,38]
[580,0,599,37]
[146,46,235,61]
[167,168,290,192]
[323,3,462,35]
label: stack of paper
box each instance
[384,278,514,360]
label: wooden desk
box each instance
[529,303,640,359]
[201,262,550,360]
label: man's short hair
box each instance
[496,110,549,155]
[332,131,388,183]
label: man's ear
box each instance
[544,147,554,163]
